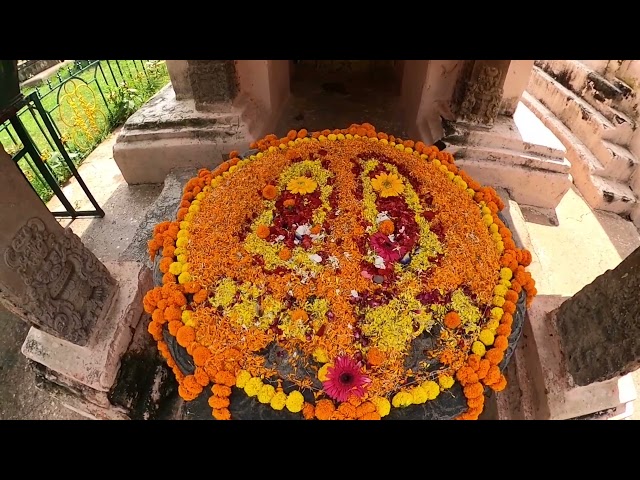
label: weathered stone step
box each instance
[528,67,634,147]
[600,141,639,183]
[535,60,637,121]
[522,92,638,217]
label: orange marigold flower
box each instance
[212,408,231,420]
[279,248,292,261]
[147,321,163,341]
[290,309,309,322]
[504,238,516,251]
[484,365,502,386]
[496,324,512,336]
[463,382,484,399]
[214,370,236,387]
[503,301,516,315]
[505,290,519,303]
[337,402,357,418]
[183,282,201,294]
[494,335,509,352]
[194,367,210,387]
[456,366,474,383]
[310,224,322,235]
[193,289,208,304]
[177,208,189,221]
[208,396,230,409]
[467,354,481,371]
[164,305,181,323]
[162,245,176,258]
[262,184,278,200]
[168,320,182,336]
[490,374,508,392]
[485,348,505,366]
[444,312,461,329]
[315,399,335,420]
[297,128,308,138]
[178,385,199,401]
[162,272,176,285]
[302,403,315,420]
[212,384,232,397]
[170,291,187,307]
[511,281,522,294]
[366,347,386,366]
[179,200,191,209]
[356,402,377,418]
[467,395,485,409]
[347,395,363,407]
[183,375,203,394]
[256,225,270,239]
[151,308,165,324]
[228,150,239,160]
[193,346,212,367]
[176,325,195,347]
[377,132,388,140]
[283,198,296,208]
[229,157,240,167]
[358,412,381,420]
[378,219,395,235]
[477,359,491,380]
[157,341,170,359]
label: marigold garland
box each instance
[143,122,538,420]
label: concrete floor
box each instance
[2,95,640,419]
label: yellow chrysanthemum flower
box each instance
[371,172,404,198]
[257,384,276,404]
[287,176,317,195]
[235,370,251,388]
[285,391,305,413]
[438,374,455,390]
[270,391,287,410]
[472,340,486,356]
[372,397,391,417]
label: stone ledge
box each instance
[21,261,152,392]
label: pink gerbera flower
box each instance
[322,355,371,402]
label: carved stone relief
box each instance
[452,61,509,127]
[3,218,117,346]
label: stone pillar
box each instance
[0,145,175,419]
[113,60,290,185]
[0,147,117,346]
[555,245,640,386]
[405,59,572,210]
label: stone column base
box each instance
[113,85,280,185]
[21,261,179,419]
[441,102,573,210]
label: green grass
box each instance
[0,60,170,203]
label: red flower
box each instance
[323,356,371,403]
[370,232,402,263]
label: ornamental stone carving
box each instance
[452,61,509,127]
[4,218,117,346]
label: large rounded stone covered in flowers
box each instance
[144,124,537,420]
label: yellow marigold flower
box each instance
[312,348,329,364]
[188,204,200,213]
[482,214,494,227]
[380,138,388,145]
[202,186,212,193]
[178,272,192,284]
[486,319,500,331]
[257,384,276,404]
[174,246,186,255]
[181,262,191,273]
[433,159,441,167]
[499,279,512,288]
[489,223,499,233]
[500,267,513,281]
[479,329,495,346]
[446,171,455,180]
[371,397,391,417]
[392,391,413,408]
[395,143,405,151]
[410,386,429,404]
[493,295,505,307]
[181,310,193,324]
[185,212,195,222]
[328,133,337,141]
[492,232,503,243]
[176,237,189,248]
[346,134,353,140]
[438,374,455,390]
[491,307,504,321]
[496,241,505,253]
[169,262,183,275]
[285,390,305,413]
[318,363,332,382]
[439,165,448,173]
[235,370,251,388]
[270,391,287,410]
[422,381,440,400]
[177,254,188,263]
[493,285,508,297]
[466,188,475,196]
[472,340,486,356]
[482,206,492,216]
[287,176,317,195]
[318,136,326,142]
[177,229,189,238]
[337,133,345,140]
[371,172,404,198]
[244,377,263,397]
[229,165,238,174]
